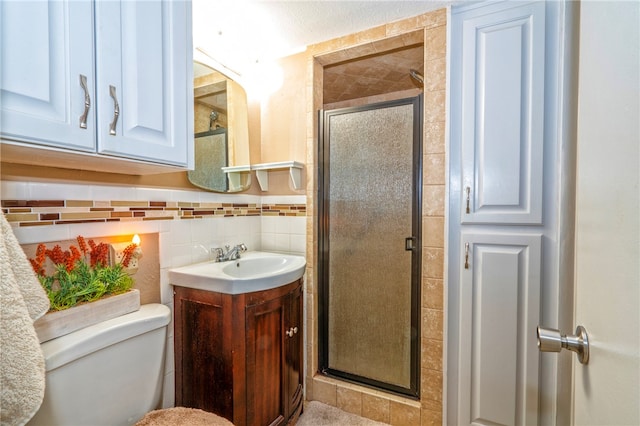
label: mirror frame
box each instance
[189,60,251,193]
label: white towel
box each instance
[0,213,50,426]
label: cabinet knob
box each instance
[286,327,298,338]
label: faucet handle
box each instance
[212,247,224,262]
[238,243,247,253]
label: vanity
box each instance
[169,252,305,426]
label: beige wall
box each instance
[260,53,309,166]
[241,52,309,195]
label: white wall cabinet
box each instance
[458,1,545,225]
[449,1,576,425]
[457,231,542,425]
[0,0,193,172]
[0,1,95,152]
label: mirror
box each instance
[189,61,251,192]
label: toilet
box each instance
[28,304,172,426]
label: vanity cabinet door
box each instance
[245,293,287,426]
[245,281,303,426]
[284,284,303,423]
[173,287,234,420]
[0,0,96,151]
[95,0,192,167]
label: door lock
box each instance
[537,325,590,364]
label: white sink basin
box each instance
[168,251,306,294]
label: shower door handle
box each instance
[405,237,416,251]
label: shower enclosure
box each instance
[318,96,422,397]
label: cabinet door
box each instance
[246,295,286,426]
[0,0,95,151]
[458,232,542,425]
[174,288,233,420]
[449,3,569,423]
[95,0,192,167]
[455,1,545,225]
[285,284,303,420]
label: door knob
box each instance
[537,325,589,364]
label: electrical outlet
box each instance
[109,242,141,273]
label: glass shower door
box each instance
[319,96,422,397]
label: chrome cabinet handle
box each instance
[109,85,120,136]
[465,186,471,214]
[537,325,590,364]
[464,242,470,269]
[79,74,91,129]
[286,327,299,338]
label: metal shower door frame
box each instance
[317,95,423,398]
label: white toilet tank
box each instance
[28,303,171,426]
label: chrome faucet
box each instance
[213,243,247,262]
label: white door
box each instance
[572,1,640,424]
[95,0,191,167]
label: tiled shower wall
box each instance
[304,8,447,426]
[1,180,306,407]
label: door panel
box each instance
[460,1,545,225]
[285,285,303,417]
[178,297,232,417]
[319,96,422,397]
[459,232,542,425]
[95,0,189,166]
[246,296,285,426]
[573,2,640,423]
[0,0,95,151]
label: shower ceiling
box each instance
[323,44,424,104]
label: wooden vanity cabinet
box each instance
[174,279,303,426]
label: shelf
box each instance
[251,161,304,191]
[222,165,251,191]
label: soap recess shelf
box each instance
[251,161,304,191]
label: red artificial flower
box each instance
[76,235,88,255]
[120,243,137,267]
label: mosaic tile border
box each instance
[1,199,306,227]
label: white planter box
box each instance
[34,289,140,343]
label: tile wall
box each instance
[1,180,306,407]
